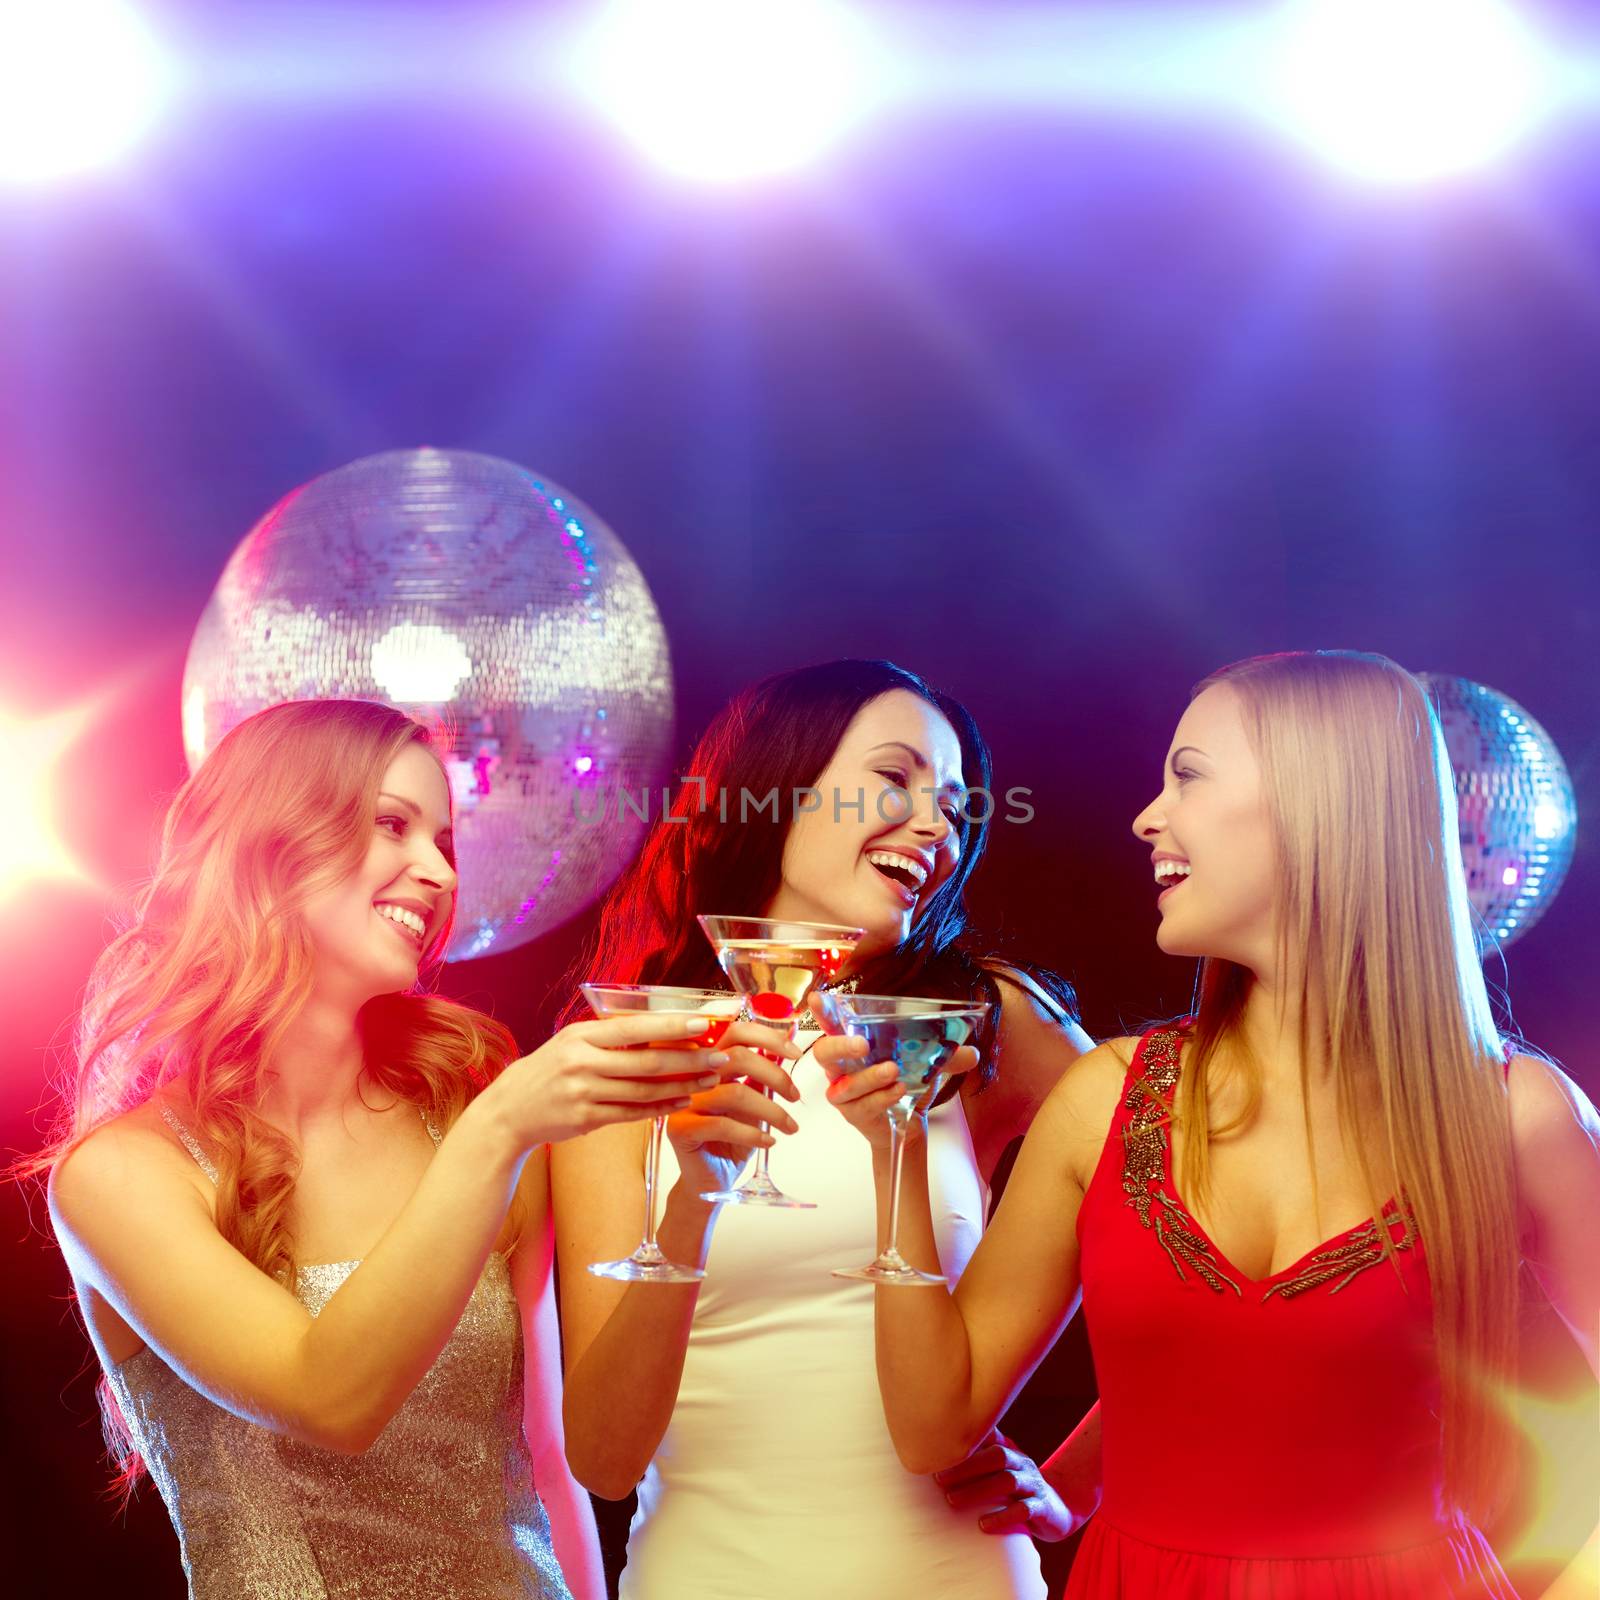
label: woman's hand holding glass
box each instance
[815,1011,985,1286]
[815,1035,981,1146]
[666,1019,805,1200]
[475,1014,732,1150]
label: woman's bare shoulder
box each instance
[49,1100,211,1234]
[1028,1037,1137,1179]
[1505,1052,1599,1169]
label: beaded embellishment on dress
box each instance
[1262,1212,1414,1300]
[1120,1029,1241,1295]
[1121,1028,1413,1301]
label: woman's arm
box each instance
[1509,1054,1600,1373]
[1040,1403,1103,1528]
[50,1016,720,1454]
[507,1148,604,1600]
[933,972,1098,1528]
[554,1024,802,1499]
[1507,1054,1600,1600]
[822,1038,1128,1473]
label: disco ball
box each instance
[1419,674,1577,951]
[183,448,675,960]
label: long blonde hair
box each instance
[1174,651,1518,1520]
[36,699,520,1485]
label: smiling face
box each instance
[1131,682,1279,976]
[765,689,966,964]
[300,740,458,1008]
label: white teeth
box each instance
[1153,861,1192,886]
[866,850,928,887]
[376,904,426,938]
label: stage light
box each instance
[0,0,169,185]
[579,0,868,182]
[1270,0,1548,184]
[0,705,92,898]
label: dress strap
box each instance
[158,1104,220,1186]
[161,1103,441,1179]
[987,963,1074,1024]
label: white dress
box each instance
[618,1022,1047,1600]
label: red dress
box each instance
[1068,1025,1517,1599]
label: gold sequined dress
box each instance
[103,1111,573,1600]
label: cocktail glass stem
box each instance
[711,1010,799,1204]
[880,1108,912,1270]
[832,1090,948,1284]
[749,1094,777,1190]
[638,1114,666,1259]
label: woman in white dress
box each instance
[553,660,1099,1598]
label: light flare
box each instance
[0,0,171,184]
[369,623,473,705]
[1270,0,1551,184]
[0,701,97,898]
[578,0,870,182]
[1499,1380,1600,1574]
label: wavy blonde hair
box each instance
[1174,651,1518,1520]
[36,699,522,1487]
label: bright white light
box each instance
[370,623,473,704]
[0,0,170,185]
[181,684,208,773]
[580,0,868,182]
[1271,0,1547,184]
[1532,800,1563,840]
[0,705,92,898]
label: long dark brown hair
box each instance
[563,659,1077,1083]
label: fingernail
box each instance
[697,1075,719,1088]
[708,1052,731,1066]
[684,1016,710,1031]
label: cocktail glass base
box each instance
[588,1243,705,1283]
[832,1247,947,1287]
[700,1169,816,1209]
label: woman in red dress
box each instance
[821,650,1600,1598]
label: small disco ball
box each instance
[183,448,675,960]
[1419,674,1577,951]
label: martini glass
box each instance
[828,994,990,1286]
[580,983,744,1282]
[695,914,864,1207]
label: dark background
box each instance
[2,3,1596,1592]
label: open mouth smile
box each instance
[1153,857,1190,905]
[374,901,429,949]
[866,849,929,908]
